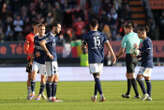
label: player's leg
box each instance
[122,55,139,98]
[122,55,132,98]
[131,58,139,98]
[93,73,105,102]
[27,72,32,99]
[143,68,152,101]
[29,62,38,99]
[51,61,60,102]
[145,77,152,101]
[136,67,148,100]
[26,61,32,99]
[90,63,105,102]
[35,74,47,100]
[122,73,132,98]
[45,61,54,101]
[131,73,140,98]
[90,64,98,102]
[46,76,53,101]
[35,64,47,100]
[52,74,59,102]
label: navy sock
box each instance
[145,80,152,97]
[46,82,52,98]
[137,78,146,94]
[94,83,98,96]
[95,77,103,95]
[31,80,35,93]
[126,79,131,95]
[39,83,45,95]
[52,82,57,97]
[131,79,139,96]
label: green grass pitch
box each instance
[0,81,164,110]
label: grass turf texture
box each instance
[0,81,163,110]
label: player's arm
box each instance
[24,36,34,58]
[117,37,126,59]
[40,40,54,60]
[24,38,30,55]
[105,41,116,64]
[117,47,125,59]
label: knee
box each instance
[137,74,143,80]
[53,75,59,82]
[144,77,150,81]
[126,73,135,79]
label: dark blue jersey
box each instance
[140,37,153,68]
[34,35,46,64]
[82,31,108,63]
[45,32,58,61]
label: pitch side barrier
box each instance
[0,41,164,60]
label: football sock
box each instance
[31,80,35,93]
[94,83,98,96]
[52,82,57,98]
[95,77,103,95]
[27,87,31,96]
[126,79,131,95]
[145,80,152,97]
[46,81,52,98]
[39,83,45,95]
[131,79,139,96]
[137,78,146,94]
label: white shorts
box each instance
[89,63,103,74]
[138,67,152,77]
[45,61,58,76]
[32,61,46,75]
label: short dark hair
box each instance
[38,23,45,28]
[49,22,61,29]
[90,19,99,28]
[123,21,134,29]
[137,24,149,32]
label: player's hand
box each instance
[35,51,41,57]
[47,52,54,60]
[112,56,117,64]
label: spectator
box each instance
[57,34,66,46]
[159,11,164,40]
[107,7,118,40]
[118,4,131,20]
[102,24,112,40]
[0,25,5,42]
[90,0,101,14]
[13,15,24,40]
[73,17,86,40]
[0,0,129,42]
[3,16,14,41]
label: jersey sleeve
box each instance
[121,36,127,48]
[145,39,152,54]
[45,36,51,43]
[24,34,31,54]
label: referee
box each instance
[117,21,140,98]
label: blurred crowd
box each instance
[0,0,132,43]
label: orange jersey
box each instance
[24,32,35,60]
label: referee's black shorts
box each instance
[125,54,138,73]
